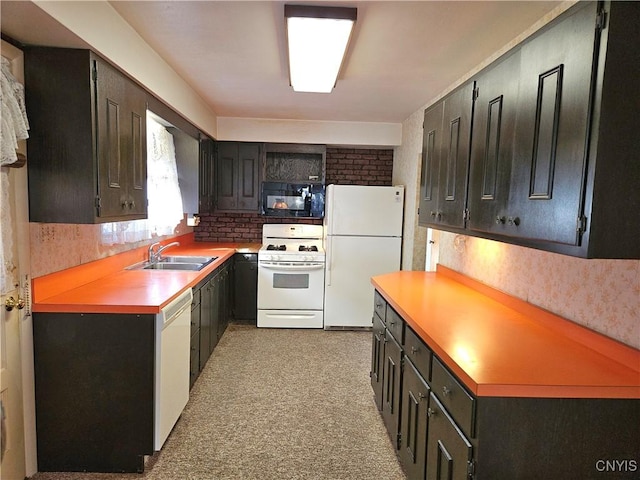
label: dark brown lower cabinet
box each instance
[370,313,385,410]
[426,392,473,480]
[190,258,233,388]
[371,289,639,479]
[382,329,402,448]
[399,359,431,479]
[33,313,155,473]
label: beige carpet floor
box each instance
[30,325,406,480]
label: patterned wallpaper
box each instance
[438,232,640,349]
[30,219,192,278]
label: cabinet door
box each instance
[95,58,147,220]
[509,2,597,244]
[199,138,215,213]
[95,58,128,219]
[418,102,443,226]
[426,393,473,480]
[468,51,520,235]
[215,265,229,344]
[237,143,261,210]
[382,330,403,449]
[199,280,212,370]
[233,254,258,321]
[400,359,431,480]
[124,79,147,217]
[370,313,385,411]
[209,273,220,353]
[216,142,238,210]
[437,83,474,229]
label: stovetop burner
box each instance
[299,245,319,252]
[266,244,287,251]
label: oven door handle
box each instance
[259,263,325,271]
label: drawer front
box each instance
[191,287,201,308]
[404,326,432,381]
[374,290,386,323]
[431,357,476,438]
[385,305,404,344]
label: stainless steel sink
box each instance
[142,262,205,271]
[160,255,217,264]
[127,255,217,271]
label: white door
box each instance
[1,41,35,480]
[324,235,401,328]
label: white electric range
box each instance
[257,224,325,328]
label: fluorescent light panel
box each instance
[285,5,357,93]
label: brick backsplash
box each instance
[325,147,393,185]
[194,147,393,243]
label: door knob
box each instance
[5,296,25,311]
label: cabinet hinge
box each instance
[396,432,402,450]
[95,196,101,208]
[576,215,588,235]
[472,86,479,101]
[467,459,476,478]
[92,65,98,83]
[463,208,470,222]
[596,9,607,32]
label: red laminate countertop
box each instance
[372,267,640,399]
[32,234,261,315]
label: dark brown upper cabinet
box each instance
[215,142,261,211]
[263,143,326,184]
[467,50,520,237]
[418,82,474,230]
[505,1,597,246]
[24,48,147,223]
[420,1,640,259]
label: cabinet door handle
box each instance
[411,346,419,354]
[442,386,451,397]
[507,216,520,226]
[427,407,436,417]
[418,392,427,401]
[496,216,506,224]
[129,200,135,209]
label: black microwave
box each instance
[261,182,325,218]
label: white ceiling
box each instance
[1,1,562,124]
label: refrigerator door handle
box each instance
[325,235,332,286]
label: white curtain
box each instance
[146,117,184,235]
[0,55,29,293]
[100,116,184,245]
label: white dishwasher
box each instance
[155,287,193,450]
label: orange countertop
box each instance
[372,267,640,399]
[32,235,261,315]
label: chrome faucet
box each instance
[148,241,180,263]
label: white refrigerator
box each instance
[323,184,404,328]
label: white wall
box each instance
[217,117,401,147]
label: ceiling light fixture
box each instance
[285,5,357,93]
